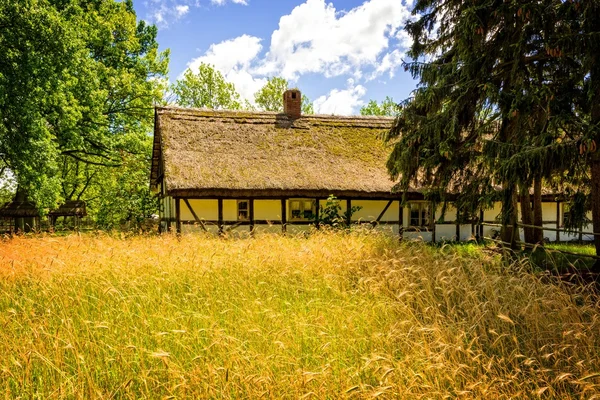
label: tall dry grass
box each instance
[0,231,598,398]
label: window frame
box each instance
[237,200,250,221]
[408,201,432,229]
[289,198,316,221]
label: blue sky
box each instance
[133,0,418,115]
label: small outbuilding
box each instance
[0,200,40,233]
[48,200,87,229]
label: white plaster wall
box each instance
[435,224,457,241]
[403,231,433,242]
[459,225,474,241]
[542,223,557,242]
[221,200,236,221]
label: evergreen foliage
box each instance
[387,0,600,262]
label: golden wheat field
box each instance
[0,231,599,399]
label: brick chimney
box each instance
[283,89,301,119]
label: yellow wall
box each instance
[542,202,558,221]
[437,204,457,222]
[483,202,502,221]
[161,198,593,243]
[256,200,283,220]
[180,199,218,221]
[223,200,237,221]
[352,200,399,222]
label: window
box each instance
[289,199,315,221]
[409,202,431,228]
[237,200,249,221]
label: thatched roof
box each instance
[48,200,87,217]
[151,107,408,199]
[0,201,39,218]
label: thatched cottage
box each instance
[151,89,589,242]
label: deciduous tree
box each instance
[360,97,399,117]
[172,63,242,110]
[0,0,169,210]
[254,77,314,114]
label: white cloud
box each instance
[257,0,412,80]
[186,35,266,102]
[175,5,189,16]
[179,0,414,108]
[369,49,403,80]
[146,0,246,26]
[211,0,248,4]
[313,80,367,115]
[147,2,192,26]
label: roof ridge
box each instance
[156,106,396,122]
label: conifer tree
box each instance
[386,0,586,252]
[552,0,600,262]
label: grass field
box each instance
[0,231,599,398]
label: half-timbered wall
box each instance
[160,195,594,242]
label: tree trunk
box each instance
[520,186,534,244]
[591,159,600,269]
[532,176,544,244]
[591,60,600,271]
[500,188,519,250]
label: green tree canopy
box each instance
[254,77,314,114]
[172,63,242,110]
[360,97,399,117]
[0,0,169,209]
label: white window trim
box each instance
[408,201,432,229]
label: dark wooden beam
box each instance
[281,199,287,233]
[249,199,255,234]
[455,208,460,241]
[398,201,404,240]
[175,197,181,234]
[556,201,560,242]
[315,199,320,228]
[479,209,484,239]
[346,199,352,225]
[376,200,393,222]
[183,198,207,232]
[166,198,172,233]
[431,204,436,244]
[218,199,223,235]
